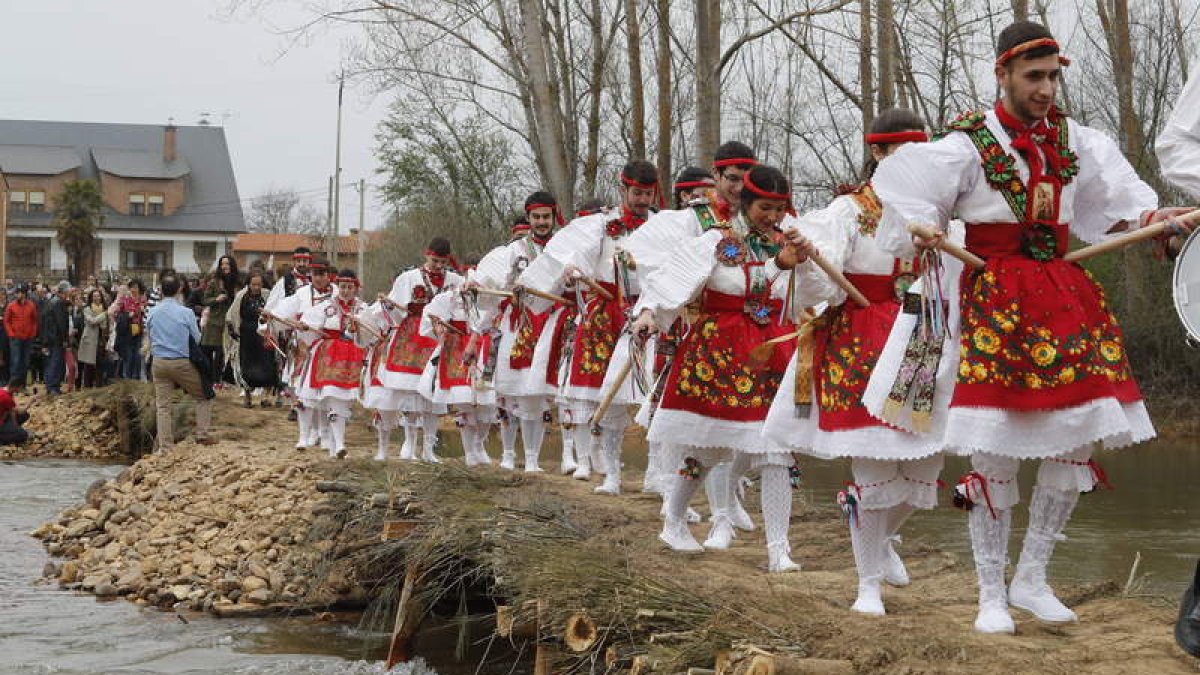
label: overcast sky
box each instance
[5,0,386,233]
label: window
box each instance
[9,190,26,213]
[148,193,164,217]
[128,193,145,216]
[124,249,166,269]
[27,191,45,213]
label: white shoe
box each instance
[422,448,441,464]
[686,507,702,523]
[658,519,703,553]
[499,451,516,471]
[703,515,735,550]
[399,442,415,461]
[884,535,910,587]
[560,459,578,475]
[767,541,800,573]
[525,466,545,474]
[851,577,886,616]
[975,601,1016,634]
[474,449,493,466]
[1009,575,1077,623]
[594,473,620,495]
[572,457,591,481]
[730,498,756,532]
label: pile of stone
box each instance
[32,438,364,617]
[6,393,127,460]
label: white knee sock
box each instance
[499,416,518,461]
[421,414,440,461]
[399,424,417,460]
[519,417,546,471]
[760,465,792,549]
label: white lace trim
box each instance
[943,399,1155,458]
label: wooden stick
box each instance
[1064,208,1200,262]
[385,566,425,669]
[474,287,514,299]
[907,223,986,270]
[590,357,633,427]
[809,251,872,307]
[575,275,615,301]
[522,287,572,306]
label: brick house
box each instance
[232,231,381,277]
[0,120,245,282]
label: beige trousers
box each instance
[152,357,212,450]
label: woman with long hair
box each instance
[227,271,282,407]
[201,255,241,387]
[78,289,109,388]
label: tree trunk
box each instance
[1011,0,1029,20]
[626,0,646,159]
[695,0,721,163]
[655,0,672,189]
[859,1,875,143]
[582,0,605,199]
[518,0,573,208]
[876,0,895,112]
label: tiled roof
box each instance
[0,145,81,175]
[233,231,381,255]
[92,147,190,180]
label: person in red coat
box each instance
[4,285,39,386]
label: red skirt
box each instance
[814,295,900,431]
[436,321,472,390]
[385,313,437,375]
[309,336,365,389]
[658,290,790,423]
[509,306,551,371]
[566,282,627,389]
[954,225,1141,410]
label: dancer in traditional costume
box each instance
[866,21,1180,633]
[518,161,659,495]
[627,146,763,534]
[263,246,314,418]
[766,109,944,615]
[471,193,564,472]
[420,277,496,466]
[377,238,464,462]
[632,165,803,572]
[262,258,334,450]
[294,269,368,459]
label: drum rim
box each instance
[1172,228,1200,342]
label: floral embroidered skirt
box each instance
[814,301,898,431]
[954,258,1141,411]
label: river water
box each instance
[3,435,1197,673]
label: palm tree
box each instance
[52,179,104,284]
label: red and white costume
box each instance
[867,104,1157,632]
[418,284,496,466]
[764,183,946,614]
[261,280,333,450]
[294,295,368,457]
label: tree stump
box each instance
[563,610,598,652]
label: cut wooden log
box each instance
[533,599,550,675]
[649,629,695,644]
[495,600,539,639]
[315,480,358,494]
[604,645,646,670]
[384,566,426,669]
[739,655,853,675]
[380,519,421,541]
[563,610,599,652]
[714,650,733,675]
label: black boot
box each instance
[1176,559,1200,657]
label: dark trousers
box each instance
[9,338,32,385]
[119,335,143,380]
[202,345,224,384]
[44,344,64,394]
[0,410,30,445]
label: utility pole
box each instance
[330,71,345,265]
[357,179,366,290]
[326,175,334,262]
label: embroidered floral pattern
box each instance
[817,309,882,413]
[957,269,1133,391]
[576,307,616,376]
[849,184,883,236]
[715,236,748,266]
[672,316,779,411]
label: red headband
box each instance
[674,180,714,190]
[293,253,313,261]
[620,173,665,209]
[424,249,450,258]
[713,157,758,169]
[335,275,360,286]
[742,173,796,216]
[511,222,531,234]
[525,202,565,226]
[996,37,1071,68]
[864,131,928,145]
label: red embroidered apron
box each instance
[435,320,472,390]
[658,290,790,422]
[954,222,1140,410]
[309,329,365,389]
[566,281,632,389]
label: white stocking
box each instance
[399,422,417,460]
[460,423,480,465]
[421,413,440,462]
[760,465,797,572]
[499,415,518,463]
[519,417,546,471]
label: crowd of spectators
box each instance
[0,255,271,398]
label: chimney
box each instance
[163,123,177,163]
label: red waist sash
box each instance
[966,221,1069,259]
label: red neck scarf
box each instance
[994,101,1063,187]
[423,265,445,287]
[714,193,733,223]
[619,204,645,232]
[531,231,552,247]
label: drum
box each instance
[1171,228,1200,344]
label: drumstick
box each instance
[1064,208,1200,263]
[908,223,987,270]
[590,357,633,427]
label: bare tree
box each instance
[247,188,325,235]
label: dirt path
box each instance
[27,390,1200,673]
